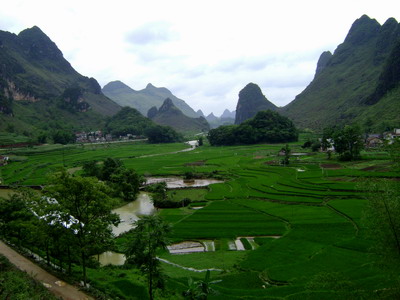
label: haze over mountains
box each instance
[147,98,210,133]
[0,15,399,136]
[102,81,198,118]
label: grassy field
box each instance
[1,139,398,299]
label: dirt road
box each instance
[0,240,94,300]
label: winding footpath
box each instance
[0,240,93,300]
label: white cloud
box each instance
[1,0,400,116]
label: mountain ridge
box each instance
[235,83,277,124]
[281,15,400,130]
[0,25,121,135]
[149,98,210,133]
[102,80,198,118]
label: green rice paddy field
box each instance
[0,139,399,299]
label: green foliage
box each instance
[58,86,90,112]
[208,110,298,146]
[105,106,154,136]
[82,158,142,202]
[183,270,217,300]
[124,215,172,300]
[367,40,400,104]
[52,130,75,144]
[145,125,183,143]
[332,125,364,161]
[362,179,400,270]
[280,144,291,165]
[0,190,37,246]
[43,170,120,285]
[0,255,58,299]
[282,16,400,130]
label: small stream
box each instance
[97,175,223,266]
[111,192,155,236]
[145,177,223,188]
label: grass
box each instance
[0,254,58,300]
[2,140,399,299]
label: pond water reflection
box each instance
[111,192,155,236]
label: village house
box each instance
[0,155,9,166]
[384,128,400,144]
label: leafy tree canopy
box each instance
[208,110,298,146]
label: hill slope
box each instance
[149,98,210,133]
[102,80,198,118]
[235,83,277,124]
[0,26,120,134]
[282,15,400,130]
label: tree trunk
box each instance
[149,272,153,300]
[81,251,87,287]
[67,245,72,274]
[46,242,50,265]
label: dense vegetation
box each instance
[1,134,398,299]
[0,26,120,139]
[282,15,400,131]
[208,110,298,145]
[0,254,57,299]
[105,106,183,143]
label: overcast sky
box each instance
[1,0,400,116]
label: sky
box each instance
[1,0,400,116]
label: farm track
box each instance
[0,240,93,300]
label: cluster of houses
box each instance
[75,131,144,144]
[75,131,113,143]
[0,155,9,166]
[365,128,400,148]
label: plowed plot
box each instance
[320,163,342,169]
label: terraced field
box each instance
[1,140,398,299]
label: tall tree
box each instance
[333,125,363,161]
[44,170,120,286]
[124,215,171,300]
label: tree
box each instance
[0,190,37,247]
[280,144,291,166]
[110,168,142,201]
[44,170,120,286]
[333,125,363,161]
[207,110,298,146]
[100,157,123,181]
[145,125,183,143]
[321,126,336,151]
[124,215,171,300]
[183,270,217,300]
[82,160,100,178]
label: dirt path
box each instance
[0,240,94,300]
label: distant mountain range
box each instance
[1,15,399,138]
[148,98,210,133]
[205,109,235,128]
[102,80,198,118]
